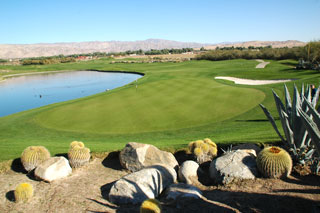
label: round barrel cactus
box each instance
[21,146,51,172]
[140,198,161,213]
[14,183,33,203]
[68,146,90,168]
[256,146,292,178]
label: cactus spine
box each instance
[256,146,292,178]
[188,138,217,164]
[68,141,90,168]
[21,146,51,172]
[140,198,161,213]
[14,183,33,203]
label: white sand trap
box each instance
[256,59,270,68]
[215,76,293,85]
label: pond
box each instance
[0,71,142,117]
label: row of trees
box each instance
[201,45,272,51]
[20,48,195,65]
[196,41,320,70]
[22,56,76,65]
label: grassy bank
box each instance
[0,59,319,161]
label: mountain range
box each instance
[0,39,306,59]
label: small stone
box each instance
[165,183,202,200]
[178,160,199,185]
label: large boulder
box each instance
[109,164,177,205]
[119,142,178,172]
[178,160,199,185]
[34,157,72,182]
[209,150,258,184]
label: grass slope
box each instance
[0,59,319,161]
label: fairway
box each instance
[0,59,320,161]
[34,77,265,134]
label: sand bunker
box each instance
[215,76,293,85]
[255,59,270,68]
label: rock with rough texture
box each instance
[34,157,72,182]
[109,164,177,205]
[119,142,178,172]
[165,183,202,200]
[232,143,261,155]
[178,160,199,185]
[209,150,258,184]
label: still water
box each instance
[0,71,142,117]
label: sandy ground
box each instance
[0,153,319,213]
[215,76,292,85]
[255,59,270,68]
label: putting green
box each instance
[34,77,265,134]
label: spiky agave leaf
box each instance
[259,104,286,143]
[291,85,309,149]
[312,86,320,107]
[273,90,296,147]
[281,109,295,149]
[284,84,292,117]
[298,108,320,155]
[304,96,320,128]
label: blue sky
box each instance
[1,0,319,44]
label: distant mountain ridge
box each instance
[0,39,305,59]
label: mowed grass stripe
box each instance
[34,77,265,134]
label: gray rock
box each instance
[232,143,261,155]
[165,183,202,200]
[209,150,258,184]
[119,142,178,172]
[34,157,72,182]
[109,164,177,205]
[178,160,199,185]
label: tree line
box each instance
[196,41,320,70]
[21,55,76,65]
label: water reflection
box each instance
[0,71,141,117]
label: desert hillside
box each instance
[0,39,305,59]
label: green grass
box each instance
[0,59,320,161]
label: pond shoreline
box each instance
[1,69,144,83]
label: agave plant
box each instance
[260,84,319,165]
[298,98,320,173]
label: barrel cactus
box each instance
[256,146,292,178]
[69,141,85,149]
[68,142,90,168]
[188,138,217,164]
[140,198,161,213]
[14,183,33,203]
[21,146,51,172]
